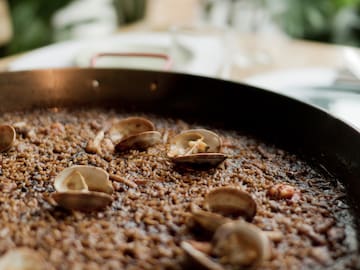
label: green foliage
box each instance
[113,0,146,25]
[3,0,359,56]
[5,0,74,55]
[333,0,359,8]
[4,0,146,56]
[277,0,360,46]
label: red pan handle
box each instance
[90,52,173,71]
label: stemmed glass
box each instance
[201,0,287,79]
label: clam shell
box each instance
[54,165,113,194]
[0,125,16,153]
[168,129,222,157]
[181,241,224,270]
[57,170,88,191]
[212,221,272,266]
[171,153,227,166]
[204,187,257,221]
[191,205,231,233]
[0,247,51,270]
[168,129,226,166]
[109,117,155,144]
[52,191,113,212]
[115,131,162,152]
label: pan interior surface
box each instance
[0,68,359,268]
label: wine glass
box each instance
[202,0,287,78]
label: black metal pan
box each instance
[0,68,359,253]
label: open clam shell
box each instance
[0,125,16,153]
[0,247,52,270]
[168,129,226,166]
[191,204,231,233]
[171,153,227,166]
[212,221,272,266]
[109,117,155,144]
[53,166,114,212]
[168,129,222,156]
[181,241,224,270]
[52,191,113,212]
[115,130,162,152]
[204,187,257,221]
[109,117,161,151]
[56,170,88,192]
[54,165,113,194]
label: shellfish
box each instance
[0,248,52,270]
[0,125,16,153]
[181,241,224,270]
[204,186,257,221]
[109,117,161,151]
[52,165,113,212]
[191,204,230,233]
[212,221,272,266]
[168,129,226,166]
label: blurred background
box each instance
[0,0,359,57]
[0,0,360,127]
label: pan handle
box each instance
[90,52,173,71]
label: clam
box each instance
[181,241,224,270]
[204,187,257,221]
[52,165,113,212]
[168,129,226,166]
[54,165,113,194]
[109,117,161,151]
[51,191,113,212]
[0,125,16,153]
[191,204,231,233]
[212,221,272,267]
[115,131,161,152]
[0,248,51,270]
[55,170,88,192]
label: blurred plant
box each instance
[276,0,360,46]
[3,0,359,56]
[201,0,359,46]
[113,0,146,25]
[5,0,74,55]
[52,0,118,42]
[3,0,146,56]
[333,3,360,46]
